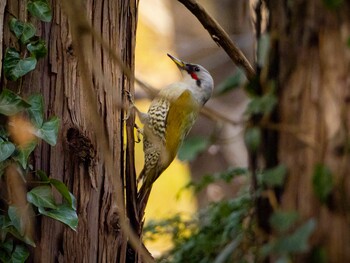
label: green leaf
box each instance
[13,141,37,169]
[9,18,36,44]
[0,89,31,115]
[27,186,57,209]
[214,68,246,96]
[246,92,277,115]
[11,244,29,263]
[322,0,343,9]
[27,94,44,127]
[0,141,15,162]
[277,219,316,253]
[312,164,333,203]
[261,164,287,187]
[35,117,59,146]
[27,38,47,59]
[262,219,316,256]
[244,127,261,152]
[7,206,23,235]
[269,210,299,233]
[257,33,270,67]
[12,57,37,80]
[38,205,78,231]
[36,170,50,182]
[0,239,13,262]
[1,214,35,247]
[3,48,37,81]
[27,0,52,22]
[178,136,210,161]
[50,179,76,209]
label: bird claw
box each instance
[124,90,135,104]
[123,90,135,121]
[135,123,143,143]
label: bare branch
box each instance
[178,0,256,81]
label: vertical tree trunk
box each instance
[1,1,138,262]
[268,1,350,262]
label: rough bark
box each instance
[1,1,138,262]
[268,1,350,262]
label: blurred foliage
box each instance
[178,136,211,162]
[244,127,261,152]
[145,168,317,263]
[322,0,343,9]
[147,191,253,263]
[214,68,246,96]
[312,164,333,203]
[259,164,287,187]
[185,167,248,193]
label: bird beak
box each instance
[167,53,186,70]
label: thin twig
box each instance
[177,0,256,81]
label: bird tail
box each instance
[137,168,154,220]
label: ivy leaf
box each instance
[27,94,44,127]
[246,92,277,116]
[261,165,287,187]
[0,89,31,116]
[3,48,37,81]
[276,219,316,253]
[27,0,52,22]
[39,205,78,231]
[178,136,210,161]
[9,18,36,44]
[35,117,59,146]
[269,210,299,233]
[214,68,246,96]
[27,186,57,209]
[10,244,30,263]
[7,206,23,235]
[36,170,50,182]
[244,127,261,152]
[0,239,13,262]
[13,141,37,169]
[0,141,15,162]
[50,179,76,210]
[262,219,316,256]
[312,164,333,203]
[27,38,47,59]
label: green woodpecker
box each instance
[137,54,214,215]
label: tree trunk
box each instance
[1,1,138,262]
[268,1,350,262]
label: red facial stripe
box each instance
[190,72,198,80]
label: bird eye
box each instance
[194,66,200,72]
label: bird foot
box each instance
[123,90,135,121]
[134,123,143,143]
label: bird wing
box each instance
[164,89,200,165]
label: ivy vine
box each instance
[0,1,78,262]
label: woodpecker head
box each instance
[167,53,214,105]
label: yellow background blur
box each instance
[135,0,196,255]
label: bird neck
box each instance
[182,75,212,106]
